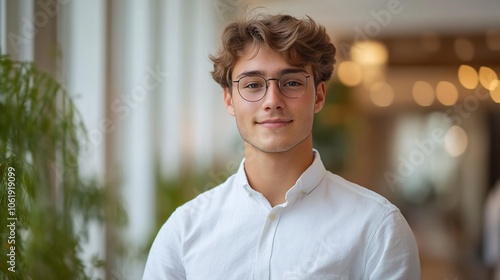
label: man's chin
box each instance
[244,140,298,154]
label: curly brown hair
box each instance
[209,13,336,89]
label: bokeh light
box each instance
[337,61,363,87]
[412,81,435,106]
[458,65,478,89]
[444,126,468,157]
[370,82,394,107]
[436,81,458,106]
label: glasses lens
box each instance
[238,76,266,101]
[279,73,308,98]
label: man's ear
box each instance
[314,82,326,113]
[224,87,235,116]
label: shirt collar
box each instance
[235,158,251,191]
[234,149,327,201]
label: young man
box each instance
[143,14,420,279]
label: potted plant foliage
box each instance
[0,53,107,279]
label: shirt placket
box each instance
[254,206,283,280]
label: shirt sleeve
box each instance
[142,210,186,280]
[364,210,421,280]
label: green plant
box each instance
[0,53,106,279]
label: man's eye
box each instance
[244,82,264,89]
[283,81,302,87]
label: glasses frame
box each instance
[231,73,313,102]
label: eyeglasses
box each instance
[231,73,313,102]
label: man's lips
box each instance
[256,119,293,128]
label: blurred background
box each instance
[1,0,499,279]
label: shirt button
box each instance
[269,214,276,221]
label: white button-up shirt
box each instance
[143,151,421,280]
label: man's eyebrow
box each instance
[234,68,308,80]
[279,68,308,76]
[234,70,264,80]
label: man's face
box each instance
[224,44,326,154]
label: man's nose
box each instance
[262,79,285,110]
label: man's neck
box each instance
[243,137,314,207]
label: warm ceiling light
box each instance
[351,41,388,66]
[412,81,434,106]
[479,66,498,90]
[436,81,458,106]
[444,126,468,157]
[454,38,475,61]
[491,80,500,103]
[458,65,478,89]
[369,82,394,107]
[337,61,362,87]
